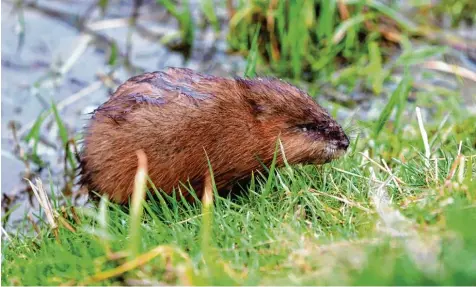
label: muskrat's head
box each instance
[235,77,349,165]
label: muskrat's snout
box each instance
[333,128,350,151]
[341,135,350,150]
[321,120,349,149]
[286,118,350,165]
[321,122,350,160]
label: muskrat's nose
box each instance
[337,134,350,150]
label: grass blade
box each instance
[51,102,77,170]
[244,23,261,78]
[373,73,411,139]
[129,150,148,256]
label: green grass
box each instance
[226,0,474,94]
[228,0,402,82]
[2,0,476,285]
[2,101,475,285]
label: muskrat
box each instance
[79,67,349,203]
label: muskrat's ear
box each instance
[246,99,265,117]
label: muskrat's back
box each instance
[80,67,349,203]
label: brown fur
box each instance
[79,67,349,203]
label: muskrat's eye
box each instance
[296,123,319,133]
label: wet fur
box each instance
[80,67,349,203]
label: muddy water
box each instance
[1,0,245,229]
